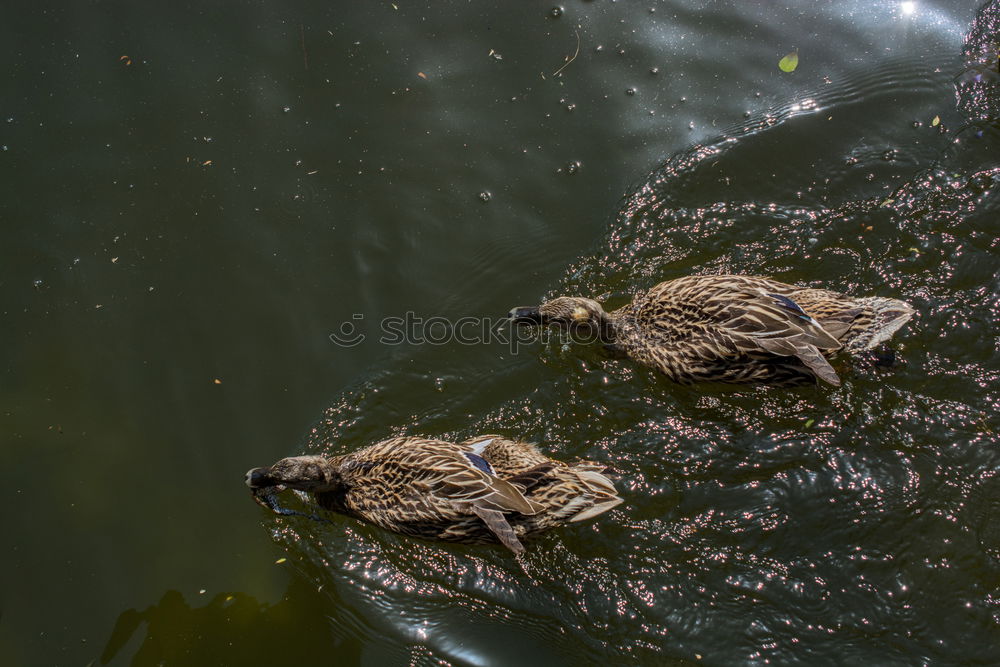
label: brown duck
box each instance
[245,435,622,554]
[509,274,915,386]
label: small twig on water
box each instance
[300,24,309,70]
[552,30,580,77]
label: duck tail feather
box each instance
[569,496,624,523]
[574,469,620,496]
[850,297,915,351]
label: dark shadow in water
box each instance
[99,577,360,666]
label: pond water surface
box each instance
[3,1,999,665]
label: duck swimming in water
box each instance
[245,435,622,554]
[509,274,915,386]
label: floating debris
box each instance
[553,31,580,76]
[779,50,799,73]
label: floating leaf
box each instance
[804,418,815,429]
[275,557,287,564]
[778,51,799,73]
[881,198,895,207]
[417,71,427,80]
[931,115,940,126]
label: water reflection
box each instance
[99,578,358,666]
[254,0,1000,663]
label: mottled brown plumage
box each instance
[510,274,915,386]
[245,436,622,553]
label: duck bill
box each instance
[508,306,544,325]
[246,466,287,513]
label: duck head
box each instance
[245,455,342,493]
[509,296,614,341]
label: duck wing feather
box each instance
[399,448,544,550]
[471,506,526,553]
[504,463,558,493]
[416,451,543,514]
[716,289,844,386]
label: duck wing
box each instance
[432,456,544,515]
[716,289,844,386]
[414,449,546,552]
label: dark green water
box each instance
[3,1,999,665]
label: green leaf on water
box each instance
[931,115,940,126]
[779,51,799,73]
[804,418,815,429]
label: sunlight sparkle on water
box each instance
[901,1,916,16]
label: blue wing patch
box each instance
[464,452,496,476]
[767,292,814,322]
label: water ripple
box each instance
[260,1,1000,663]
